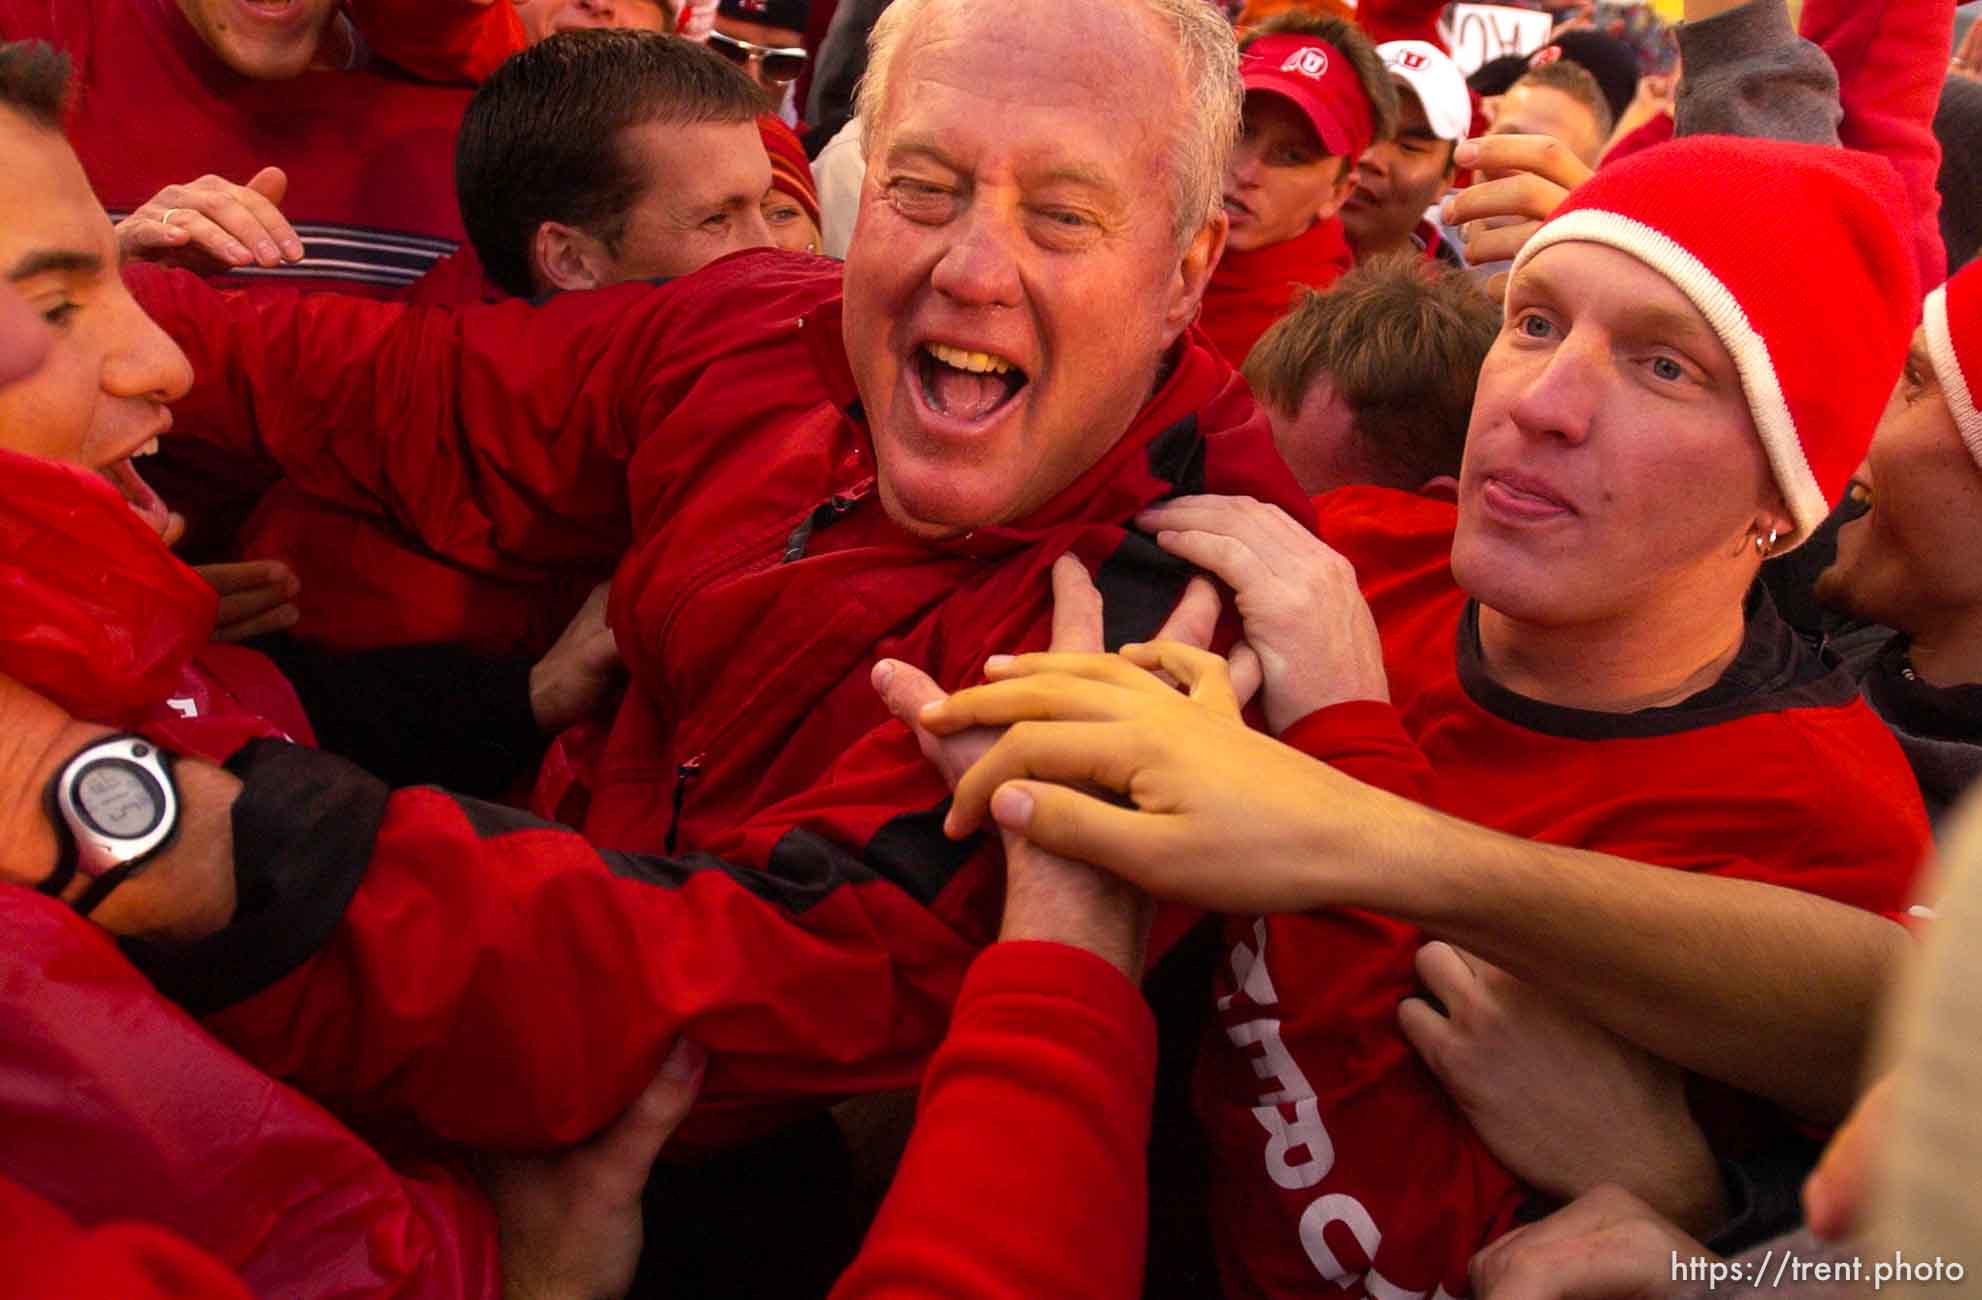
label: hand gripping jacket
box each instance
[0,452,498,1298]
[126,249,1313,1153]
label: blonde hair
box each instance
[856,0,1240,249]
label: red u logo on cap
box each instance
[1281,47,1330,79]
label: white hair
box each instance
[855,0,1240,250]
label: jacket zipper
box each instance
[665,752,705,856]
[656,481,875,852]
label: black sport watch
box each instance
[41,733,180,916]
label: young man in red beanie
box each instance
[1816,256,1982,831]
[1200,14,1397,367]
[904,135,1932,1299]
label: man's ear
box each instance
[1419,474,1460,502]
[1316,156,1359,222]
[532,221,615,294]
[1162,209,1229,346]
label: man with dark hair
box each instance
[0,26,55,121]
[224,29,780,660]
[1490,58,1616,167]
[1341,39,1472,264]
[709,0,809,108]
[1243,255,1498,496]
[1200,12,1398,365]
[456,28,773,297]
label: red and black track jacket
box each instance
[127,249,1311,1151]
[0,452,499,1298]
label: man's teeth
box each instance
[134,438,160,458]
[927,343,1014,376]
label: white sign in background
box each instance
[1441,4,1557,76]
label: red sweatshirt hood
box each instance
[0,448,217,726]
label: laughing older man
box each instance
[3,0,1305,1161]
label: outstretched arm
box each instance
[924,653,1913,1126]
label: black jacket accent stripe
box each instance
[451,796,954,916]
[864,801,985,907]
[123,739,386,1016]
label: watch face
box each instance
[73,759,165,839]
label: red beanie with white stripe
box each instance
[1925,256,1982,473]
[1511,136,1919,548]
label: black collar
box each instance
[1456,584,1860,740]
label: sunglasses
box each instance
[708,29,809,84]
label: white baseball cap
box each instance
[1377,40,1472,143]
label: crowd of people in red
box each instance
[2,0,1981,1296]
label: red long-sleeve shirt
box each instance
[1188,488,1929,1299]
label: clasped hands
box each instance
[872,495,1393,925]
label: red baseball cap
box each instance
[1240,33,1377,162]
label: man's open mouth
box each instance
[99,438,174,537]
[915,342,1028,424]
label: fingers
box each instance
[197,558,296,597]
[931,674,1149,750]
[1397,994,1455,1072]
[116,213,195,260]
[211,601,301,643]
[948,718,1146,835]
[1152,575,1221,651]
[1049,553,1105,655]
[1142,495,1320,593]
[1150,526,1267,597]
[873,658,948,732]
[1443,175,1565,231]
[128,172,305,269]
[197,560,301,642]
[1120,640,1241,718]
[1414,940,1480,1014]
[246,164,289,208]
[988,780,1177,887]
[578,1039,706,1203]
[1139,494,1306,548]
[925,662,1167,739]
[1462,218,1546,268]
[196,183,303,267]
[1451,134,1594,195]
[1227,641,1264,709]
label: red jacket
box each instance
[0,452,498,1299]
[127,250,1311,1150]
[1191,487,1929,1299]
[223,241,599,659]
[1,940,1155,1300]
